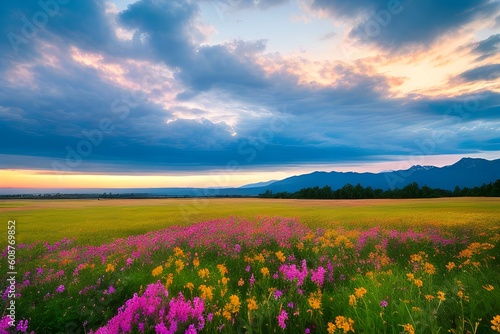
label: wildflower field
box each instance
[1,198,500,333]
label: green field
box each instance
[1,197,499,246]
[1,197,500,333]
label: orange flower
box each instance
[437,291,445,301]
[349,294,357,306]
[491,315,500,332]
[445,262,456,271]
[424,294,435,301]
[402,323,415,334]
[275,251,286,263]
[354,287,367,299]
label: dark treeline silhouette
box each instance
[259,180,500,199]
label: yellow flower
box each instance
[217,264,228,276]
[247,297,258,311]
[173,246,184,257]
[220,287,228,298]
[175,259,184,273]
[254,253,265,263]
[230,295,240,307]
[491,315,500,332]
[354,287,367,299]
[413,279,423,288]
[152,265,163,277]
[410,253,422,263]
[105,263,115,273]
[437,291,446,301]
[185,282,194,292]
[221,277,229,285]
[238,278,244,286]
[425,294,435,301]
[402,323,415,334]
[412,307,421,312]
[335,316,354,332]
[308,291,322,310]
[165,273,174,289]
[198,284,213,301]
[406,273,415,281]
[483,284,494,291]
[424,262,436,275]
[327,322,336,334]
[261,267,270,277]
[198,268,210,279]
[275,251,286,263]
[192,257,200,267]
[348,294,357,306]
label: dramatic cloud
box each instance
[460,64,500,82]
[471,34,500,61]
[0,0,499,180]
[311,0,499,50]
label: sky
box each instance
[1,0,499,189]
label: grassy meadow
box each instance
[1,197,500,245]
[1,198,500,333]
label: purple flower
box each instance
[249,274,255,286]
[185,324,197,334]
[105,285,115,295]
[234,244,242,253]
[16,319,29,332]
[305,329,311,334]
[311,266,326,288]
[274,290,283,300]
[277,310,288,329]
[288,302,294,309]
[380,300,388,308]
[245,265,251,272]
[36,268,44,275]
[56,285,65,293]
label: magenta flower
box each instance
[274,290,283,300]
[277,310,288,329]
[16,319,29,332]
[380,300,388,308]
[56,285,65,293]
[311,266,326,288]
[249,274,255,286]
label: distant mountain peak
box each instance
[408,165,436,172]
[454,157,486,168]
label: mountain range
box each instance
[1,157,499,196]
[249,157,500,194]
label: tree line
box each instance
[259,180,500,199]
